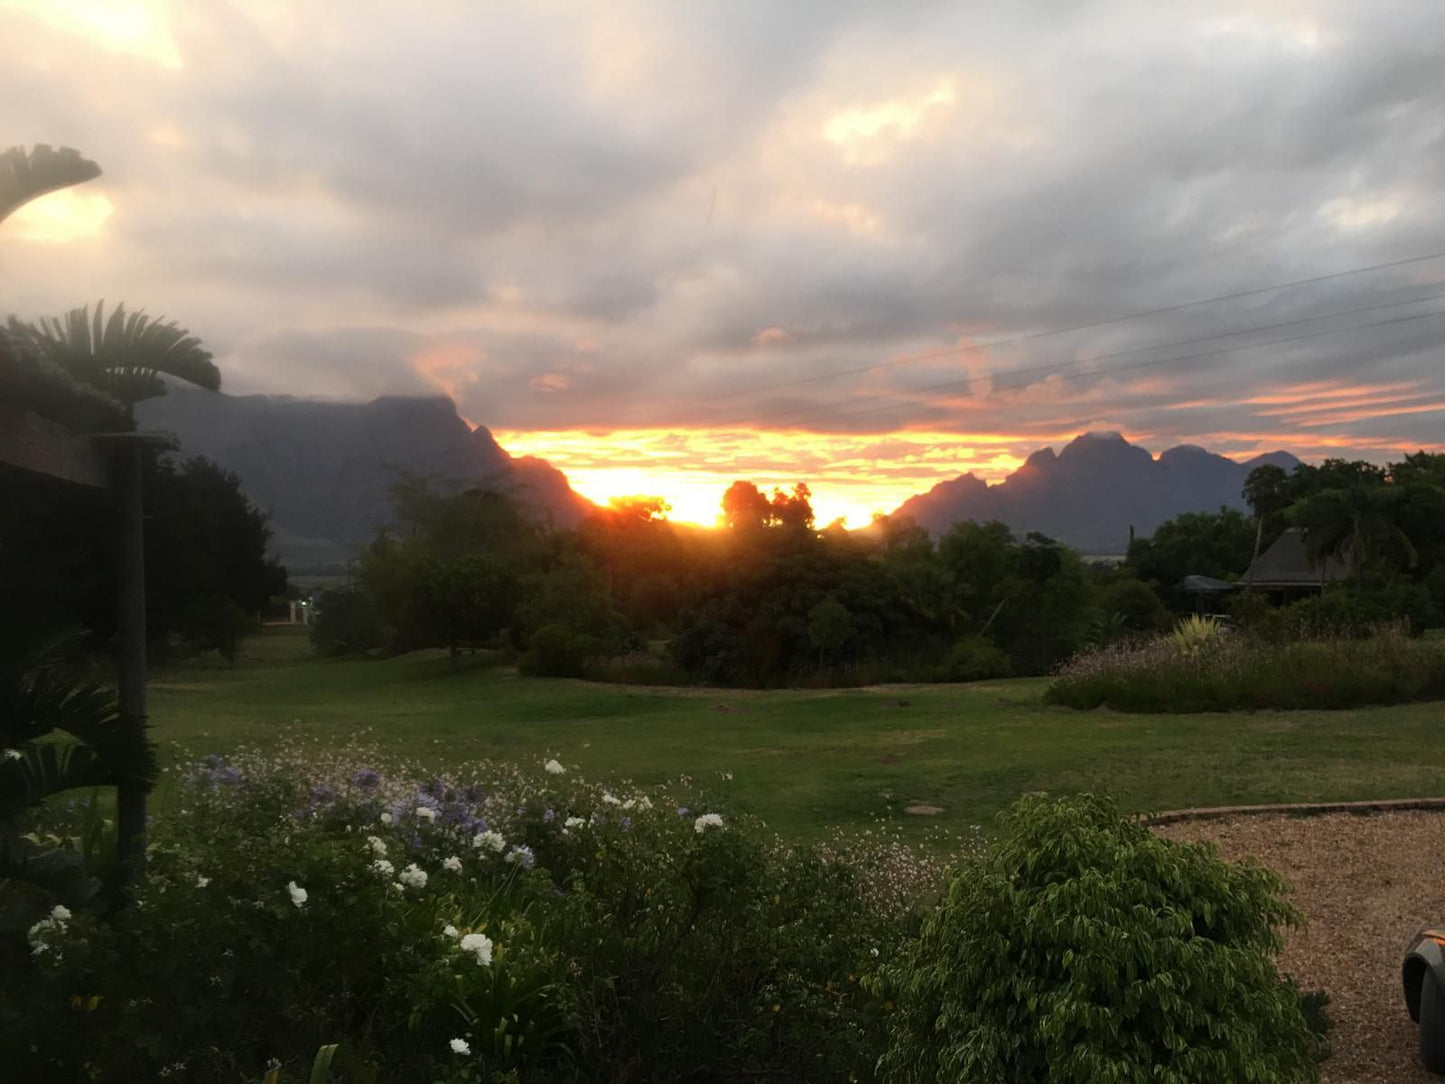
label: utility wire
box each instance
[733,304,1445,432]
[638,247,1445,415]
[704,287,1445,431]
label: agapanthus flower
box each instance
[367,835,387,856]
[473,830,506,853]
[286,881,308,908]
[2,748,22,761]
[442,924,460,940]
[372,859,395,877]
[564,816,585,829]
[195,875,211,888]
[694,813,725,833]
[602,792,622,807]
[450,1038,471,1055]
[459,932,493,965]
[504,844,535,870]
[50,904,72,921]
[351,768,380,790]
[442,855,463,873]
[397,863,428,889]
[544,758,565,775]
[380,812,393,825]
[415,806,437,823]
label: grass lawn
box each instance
[146,626,1445,840]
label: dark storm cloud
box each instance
[3,0,1444,463]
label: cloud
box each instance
[3,0,1444,518]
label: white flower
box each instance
[415,806,437,823]
[442,924,460,940]
[379,812,393,825]
[721,771,733,781]
[564,816,586,828]
[367,835,387,856]
[622,798,636,810]
[2,748,22,761]
[637,796,653,810]
[694,813,725,833]
[398,863,428,889]
[195,876,211,888]
[459,932,493,966]
[544,758,565,775]
[473,830,506,853]
[50,904,72,922]
[602,792,622,807]
[286,881,307,908]
[442,855,463,873]
[372,859,395,877]
[870,947,880,957]
[449,1037,471,1055]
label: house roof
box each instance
[1241,527,1350,588]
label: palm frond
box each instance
[0,144,101,224]
[0,742,114,821]
[10,300,219,407]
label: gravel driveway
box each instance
[1156,811,1445,1083]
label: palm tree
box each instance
[1293,483,1418,588]
[1242,463,1290,586]
[7,301,219,413]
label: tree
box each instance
[807,597,853,667]
[1126,508,1255,605]
[1242,463,1293,581]
[8,301,219,412]
[722,481,773,531]
[1293,483,1417,587]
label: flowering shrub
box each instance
[1046,627,1445,712]
[873,793,1322,1084]
[1,741,942,1082]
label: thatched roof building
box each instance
[1241,528,1350,589]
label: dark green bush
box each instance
[519,623,603,677]
[874,794,1320,1084]
[308,588,385,657]
[945,635,1012,682]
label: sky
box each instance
[4,0,1445,526]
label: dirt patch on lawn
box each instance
[1156,811,1445,1083]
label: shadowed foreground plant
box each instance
[872,793,1321,1084]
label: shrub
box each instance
[309,589,385,657]
[1170,614,1221,658]
[945,635,1011,682]
[2,742,929,1082]
[519,623,606,678]
[874,793,1320,1084]
[1046,628,1445,712]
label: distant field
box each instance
[146,626,1445,839]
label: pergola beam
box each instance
[0,406,109,488]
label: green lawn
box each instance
[147,626,1445,839]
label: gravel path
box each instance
[1156,811,1445,1083]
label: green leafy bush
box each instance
[1046,628,1445,712]
[519,623,602,678]
[309,589,386,657]
[874,794,1320,1084]
[945,635,1012,682]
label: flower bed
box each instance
[2,740,948,1082]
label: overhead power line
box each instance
[711,287,1445,431]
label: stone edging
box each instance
[1141,796,1445,827]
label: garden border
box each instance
[1142,796,1445,826]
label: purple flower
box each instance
[352,769,380,790]
[505,844,536,871]
[677,806,690,817]
[543,809,556,823]
[620,816,632,830]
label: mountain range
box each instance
[138,392,1299,567]
[137,390,594,570]
[892,431,1299,553]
